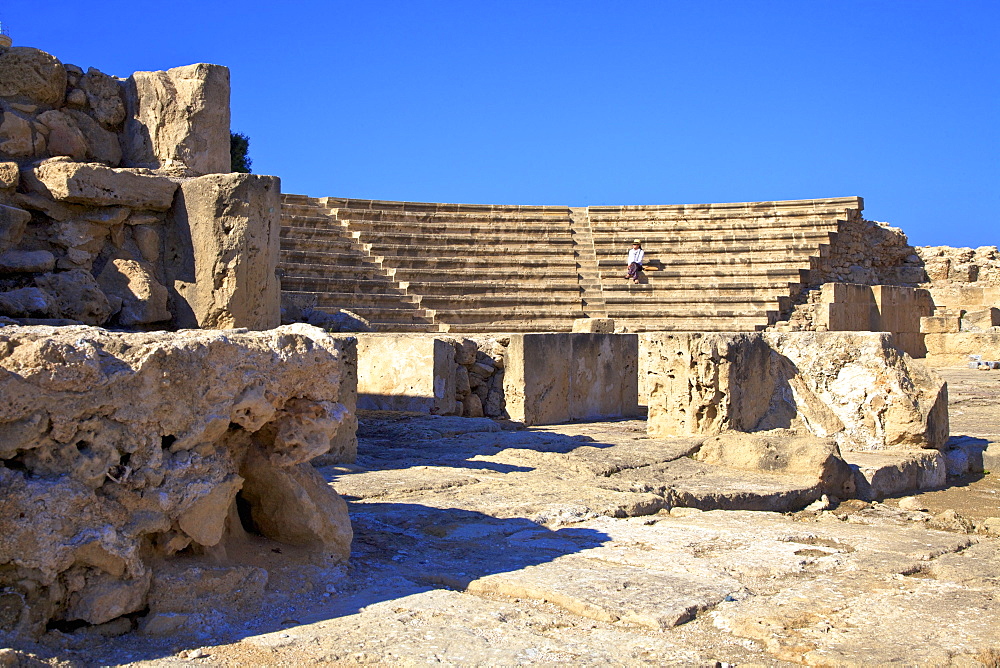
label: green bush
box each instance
[230,131,252,173]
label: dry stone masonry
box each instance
[0,46,278,331]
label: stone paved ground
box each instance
[7,369,1000,667]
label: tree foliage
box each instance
[230,131,252,173]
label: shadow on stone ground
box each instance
[7,370,1000,666]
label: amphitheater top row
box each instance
[299,195,864,216]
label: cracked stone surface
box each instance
[6,372,1000,666]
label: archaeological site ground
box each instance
[0,42,998,667]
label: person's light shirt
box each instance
[628,248,644,265]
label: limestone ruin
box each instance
[1,41,998,664]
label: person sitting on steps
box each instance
[625,239,644,284]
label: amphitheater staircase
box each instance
[329,198,585,332]
[589,197,862,332]
[278,195,437,331]
[569,207,608,319]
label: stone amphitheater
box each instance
[278,194,869,333]
[2,42,1000,666]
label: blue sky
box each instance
[6,1,998,247]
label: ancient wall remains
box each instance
[0,324,354,640]
[356,334,508,417]
[915,246,1000,366]
[503,333,640,425]
[0,46,278,330]
[805,218,924,287]
[354,332,640,425]
[641,331,948,451]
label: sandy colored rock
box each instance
[64,108,122,166]
[0,203,30,252]
[240,453,352,552]
[30,157,178,210]
[34,269,115,325]
[0,112,36,157]
[0,324,354,639]
[36,110,88,160]
[694,430,856,498]
[642,331,948,451]
[165,172,280,330]
[0,47,67,106]
[0,161,17,189]
[79,67,126,128]
[96,258,170,325]
[122,63,230,175]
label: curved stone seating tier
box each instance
[279,194,863,333]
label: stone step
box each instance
[429,306,587,324]
[605,305,773,318]
[613,316,773,332]
[438,320,577,333]
[325,198,572,216]
[389,267,580,282]
[280,237,367,254]
[281,226,357,244]
[279,260,390,278]
[340,218,572,235]
[368,243,569,258]
[280,250,378,267]
[402,280,581,296]
[603,294,778,306]
[592,229,835,247]
[594,243,831,261]
[374,255,578,270]
[280,274,409,294]
[354,230,576,246]
[419,293,583,308]
[599,270,804,284]
[311,303,433,323]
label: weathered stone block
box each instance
[923,332,1000,367]
[844,450,947,500]
[0,47,67,106]
[0,203,30,252]
[165,172,280,330]
[30,157,178,210]
[504,333,640,425]
[356,334,457,414]
[34,268,115,325]
[122,63,230,175]
[921,315,961,334]
[961,307,1000,331]
[0,161,19,188]
[641,331,948,451]
[694,431,856,498]
[96,258,171,325]
[572,318,615,333]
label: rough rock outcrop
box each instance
[0,324,354,640]
[122,63,230,175]
[642,331,948,451]
[165,172,281,330]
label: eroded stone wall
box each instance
[0,45,277,331]
[0,324,354,640]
